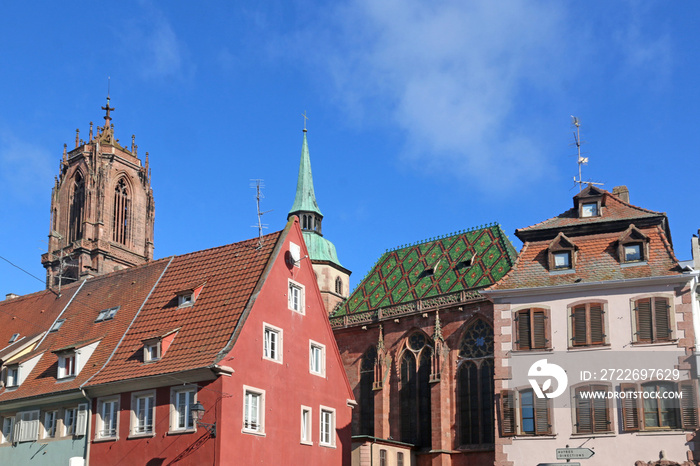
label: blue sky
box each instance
[1,1,698,298]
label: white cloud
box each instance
[0,133,54,204]
[300,0,568,191]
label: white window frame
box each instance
[178,293,194,308]
[242,386,265,435]
[63,407,77,437]
[5,365,18,388]
[16,410,40,443]
[581,202,598,217]
[319,406,336,448]
[130,391,156,437]
[43,410,58,439]
[1,416,14,444]
[263,323,283,363]
[170,387,196,433]
[58,352,77,379]
[309,340,326,377]
[96,397,119,440]
[144,342,161,363]
[301,405,312,445]
[288,280,305,314]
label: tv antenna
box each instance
[571,116,603,191]
[251,179,272,249]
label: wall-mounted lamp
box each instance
[191,401,216,437]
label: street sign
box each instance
[556,447,595,460]
[538,463,581,466]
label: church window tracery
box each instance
[69,173,85,243]
[112,178,130,245]
[399,332,432,448]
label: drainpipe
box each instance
[689,272,700,378]
[81,388,92,466]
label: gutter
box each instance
[688,272,700,378]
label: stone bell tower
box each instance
[41,97,155,289]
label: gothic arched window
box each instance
[399,332,432,448]
[457,319,494,446]
[335,277,343,295]
[69,173,85,242]
[112,178,130,245]
[358,346,377,435]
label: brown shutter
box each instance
[654,297,671,341]
[592,385,610,433]
[517,310,531,350]
[620,383,639,431]
[679,380,699,430]
[535,397,551,435]
[635,298,653,342]
[575,387,592,434]
[532,310,547,349]
[500,390,516,436]
[572,305,588,346]
[589,303,605,345]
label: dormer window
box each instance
[547,232,577,272]
[618,224,649,265]
[144,342,161,362]
[142,329,178,363]
[176,284,204,308]
[58,353,76,379]
[178,293,194,308]
[5,365,18,387]
[581,202,598,217]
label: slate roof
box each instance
[88,230,282,386]
[334,224,517,316]
[0,259,169,401]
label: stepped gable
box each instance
[88,230,283,386]
[0,259,169,401]
[334,224,517,317]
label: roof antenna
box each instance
[571,116,603,191]
[251,179,273,249]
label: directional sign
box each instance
[556,447,595,460]
[538,463,581,466]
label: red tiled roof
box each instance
[0,259,169,402]
[492,225,681,290]
[88,230,283,386]
[516,190,663,240]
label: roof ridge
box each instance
[603,190,662,216]
[171,230,283,261]
[385,222,499,253]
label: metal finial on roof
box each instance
[302,110,309,132]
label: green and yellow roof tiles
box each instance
[334,223,516,317]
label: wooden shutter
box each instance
[620,384,639,431]
[679,380,699,430]
[500,390,516,436]
[574,387,592,434]
[589,303,605,345]
[591,385,610,433]
[534,396,551,435]
[635,298,653,342]
[572,305,588,346]
[654,297,671,341]
[17,411,39,442]
[516,311,531,350]
[532,310,547,349]
[75,404,88,437]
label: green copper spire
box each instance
[289,130,323,218]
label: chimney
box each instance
[612,185,630,204]
[5,293,20,300]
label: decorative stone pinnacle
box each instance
[434,311,444,343]
[377,324,385,353]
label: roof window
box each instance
[49,319,65,333]
[8,333,19,344]
[95,306,119,322]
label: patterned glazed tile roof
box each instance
[0,259,170,401]
[334,224,517,317]
[88,230,282,386]
[516,187,664,241]
[492,225,681,290]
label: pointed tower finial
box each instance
[288,123,323,224]
[89,122,94,141]
[434,311,444,343]
[75,129,80,148]
[302,110,309,132]
[377,324,385,353]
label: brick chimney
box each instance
[612,185,630,204]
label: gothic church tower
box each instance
[41,98,155,288]
[288,127,350,313]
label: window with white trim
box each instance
[288,280,304,314]
[58,352,76,379]
[1,416,14,444]
[43,410,58,438]
[131,391,155,436]
[170,387,196,432]
[301,406,312,444]
[263,324,282,363]
[320,407,336,447]
[64,408,76,436]
[96,397,119,439]
[5,365,18,388]
[243,386,265,434]
[144,342,161,362]
[16,410,40,442]
[309,341,326,377]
